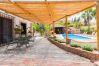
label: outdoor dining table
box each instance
[4,36,32,50]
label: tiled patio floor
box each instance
[0,37,94,66]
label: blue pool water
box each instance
[62,34,91,40]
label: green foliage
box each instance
[14,28,21,31]
[81,8,96,26]
[57,40,65,43]
[68,22,83,28]
[70,43,80,48]
[32,23,39,31]
[57,21,66,26]
[81,26,96,33]
[45,25,51,32]
[32,23,46,36]
[49,37,65,43]
[32,23,52,36]
[81,44,94,51]
[81,26,89,32]
[48,37,53,40]
[14,28,21,34]
[52,38,57,41]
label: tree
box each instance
[45,24,51,32]
[68,22,83,28]
[73,17,81,22]
[81,8,96,26]
[57,21,66,26]
[81,8,96,33]
[32,23,46,36]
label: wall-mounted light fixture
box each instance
[16,25,20,28]
[26,27,31,29]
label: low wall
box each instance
[48,38,99,61]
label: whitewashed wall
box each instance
[14,16,33,37]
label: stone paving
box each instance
[0,37,95,66]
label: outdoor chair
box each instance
[4,37,24,50]
[4,36,33,52]
[15,36,32,48]
[5,38,20,50]
[27,36,34,42]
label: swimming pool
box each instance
[62,34,91,40]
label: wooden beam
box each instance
[54,4,95,23]
[54,15,66,22]
[0,1,95,25]
[65,16,68,44]
[0,1,37,22]
[45,0,54,22]
[0,7,35,22]
[68,4,96,16]
[96,2,99,50]
[14,3,43,22]
[0,0,11,3]
[4,0,43,22]
[8,0,12,2]
[6,1,96,3]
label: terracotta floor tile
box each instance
[0,37,95,66]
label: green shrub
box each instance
[48,37,53,39]
[49,37,65,43]
[53,38,58,41]
[14,28,21,34]
[14,28,21,31]
[70,43,80,48]
[57,40,65,43]
[81,44,94,51]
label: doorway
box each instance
[0,17,13,44]
[21,23,26,36]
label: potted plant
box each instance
[14,28,21,34]
[28,30,32,33]
[28,30,32,36]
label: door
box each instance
[0,17,3,44]
[0,17,13,44]
[21,23,26,36]
[2,18,13,43]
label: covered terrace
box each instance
[0,0,98,49]
[0,0,99,66]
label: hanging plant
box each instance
[28,30,32,33]
[14,28,21,34]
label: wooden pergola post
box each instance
[96,2,99,50]
[52,21,55,37]
[65,16,68,44]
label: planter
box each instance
[15,31,21,34]
[14,28,21,34]
[48,38,99,61]
[15,34,20,38]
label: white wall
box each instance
[14,16,33,36]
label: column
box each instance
[65,16,68,44]
[96,2,99,50]
[52,21,55,37]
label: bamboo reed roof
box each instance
[0,0,96,24]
